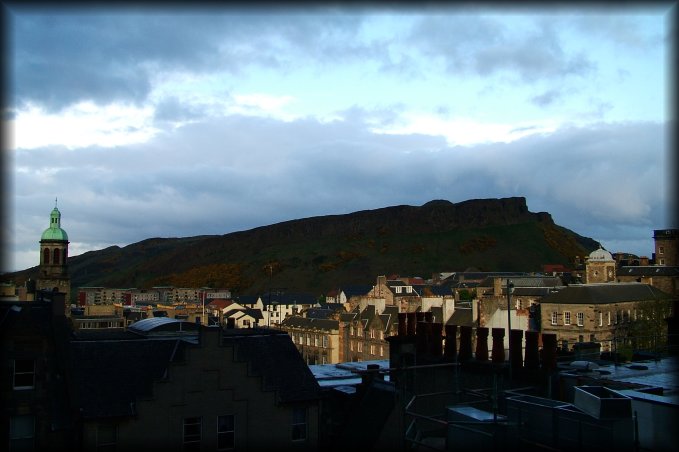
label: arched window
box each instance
[43,248,50,265]
[53,248,61,265]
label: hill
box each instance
[7,197,599,298]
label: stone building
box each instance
[68,323,321,451]
[539,282,674,352]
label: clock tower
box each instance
[36,200,71,303]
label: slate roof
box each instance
[234,295,260,306]
[540,283,675,305]
[377,305,399,332]
[429,285,454,296]
[281,315,339,331]
[305,305,345,319]
[478,276,564,288]
[447,302,474,326]
[261,291,318,307]
[68,338,184,418]
[339,285,373,298]
[618,266,679,277]
[222,329,321,403]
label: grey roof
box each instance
[429,285,454,296]
[69,338,185,418]
[222,329,321,403]
[378,305,399,332]
[618,266,679,277]
[261,291,318,307]
[306,306,343,319]
[511,287,555,297]
[128,316,200,335]
[540,283,675,305]
[234,295,260,305]
[448,302,474,326]
[478,276,564,288]
[340,285,373,298]
[281,315,339,330]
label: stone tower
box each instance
[584,246,616,284]
[654,229,679,266]
[36,200,71,303]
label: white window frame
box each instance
[183,416,202,451]
[96,423,118,451]
[599,312,603,327]
[551,312,558,326]
[563,311,571,326]
[322,335,328,348]
[357,341,363,352]
[13,359,35,390]
[9,415,35,450]
[577,312,584,327]
[217,414,235,451]
[291,407,307,442]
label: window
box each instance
[350,340,354,351]
[306,334,310,346]
[96,423,118,452]
[183,417,202,451]
[314,335,319,347]
[551,312,558,326]
[9,415,34,451]
[608,312,611,325]
[378,330,383,340]
[577,312,584,327]
[659,246,665,255]
[357,342,363,352]
[321,354,327,364]
[370,329,375,339]
[563,311,571,326]
[217,415,235,451]
[599,312,603,327]
[291,407,307,441]
[380,345,384,357]
[370,344,375,355]
[322,335,328,348]
[298,335,303,345]
[13,359,35,389]
[350,326,354,336]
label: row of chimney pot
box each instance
[396,312,558,371]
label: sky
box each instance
[2,3,676,274]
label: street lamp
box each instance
[507,279,515,379]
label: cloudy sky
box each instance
[2,3,675,273]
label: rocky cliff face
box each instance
[238,196,552,243]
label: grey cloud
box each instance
[530,89,562,107]
[409,15,596,81]
[10,9,369,111]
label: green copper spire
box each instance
[41,201,69,241]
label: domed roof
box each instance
[41,206,69,242]
[588,245,613,262]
